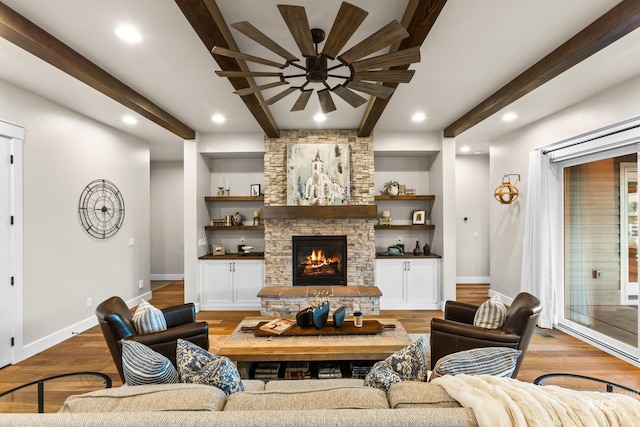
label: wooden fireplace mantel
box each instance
[261,205,377,219]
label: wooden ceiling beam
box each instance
[0,2,196,140]
[358,0,447,137]
[175,0,280,138]
[443,0,640,138]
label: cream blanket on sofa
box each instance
[432,374,640,427]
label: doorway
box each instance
[0,121,23,368]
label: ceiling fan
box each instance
[212,2,420,114]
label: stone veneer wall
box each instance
[261,130,378,314]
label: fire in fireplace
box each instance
[292,236,347,286]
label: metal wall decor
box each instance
[78,179,125,239]
[494,174,520,204]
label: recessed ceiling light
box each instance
[460,146,470,153]
[211,114,226,123]
[314,113,326,123]
[502,112,518,122]
[411,112,426,122]
[122,115,137,124]
[115,25,142,43]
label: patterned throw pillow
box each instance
[430,347,522,381]
[121,339,179,385]
[176,339,244,395]
[473,295,507,329]
[132,299,167,334]
[364,337,428,391]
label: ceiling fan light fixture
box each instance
[214,2,420,115]
[314,113,326,122]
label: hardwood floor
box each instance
[1,281,640,413]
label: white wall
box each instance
[456,155,490,282]
[0,78,151,361]
[490,73,640,299]
[150,161,183,279]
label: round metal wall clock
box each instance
[78,179,125,239]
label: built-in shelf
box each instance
[374,224,434,230]
[374,195,435,201]
[261,205,377,219]
[205,196,264,202]
[205,225,264,231]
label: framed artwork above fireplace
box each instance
[286,143,350,206]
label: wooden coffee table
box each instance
[217,316,412,378]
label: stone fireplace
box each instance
[258,129,381,316]
[292,235,347,286]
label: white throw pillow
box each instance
[132,299,167,334]
[121,339,179,386]
[430,347,521,381]
[473,295,506,329]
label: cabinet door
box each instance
[233,260,264,309]
[405,259,439,309]
[375,259,406,309]
[199,260,234,309]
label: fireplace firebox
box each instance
[292,236,347,286]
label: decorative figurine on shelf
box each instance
[423,243,431,256]
[231,212,243,226]
[252,210,260,226]
[413,241,421,255]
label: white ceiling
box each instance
[1,0,639,160]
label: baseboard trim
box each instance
[456,277,490,284]
[17,292,151,363]
[150,274,184,281]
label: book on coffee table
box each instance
[258,318,296,335]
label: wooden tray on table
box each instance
[244,320,396,337]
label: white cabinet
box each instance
[199,259,264,310]
[375,258,440,310]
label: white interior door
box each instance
[0,134,12,367]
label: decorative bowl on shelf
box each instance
[241,246,254,254]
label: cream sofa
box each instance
[4,375,639,426]
[0,379,478,426]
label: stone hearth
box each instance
[259,129,381,316]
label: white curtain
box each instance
[521,150,560,329]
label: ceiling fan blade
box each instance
[346,80,395,99]
[332,85,367,108]
[318,89,337,114]
[351,46,421,73]
[216,71,283,78]
[261,87,298,105]
[321,2,368,59]
[290,90,313,111]
[338,20,408,64]
[233,81,288,97]
[231,21,299,62]
[211,46,285,69]
[277,5,315,57]
[353,70,415,83]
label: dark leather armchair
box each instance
[430,292,542,378]
[95,296,209,382]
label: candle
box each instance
[226,179,229,189]
[219,176,222,186]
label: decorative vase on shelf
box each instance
[332,306,345,328]
[423,243,431,256]
[312,303,330,329]
[387,185,399,196]
[296,307,313,328]
[232,212,243,226]
[413,241,421,255]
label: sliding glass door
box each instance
[562,151,639,355]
